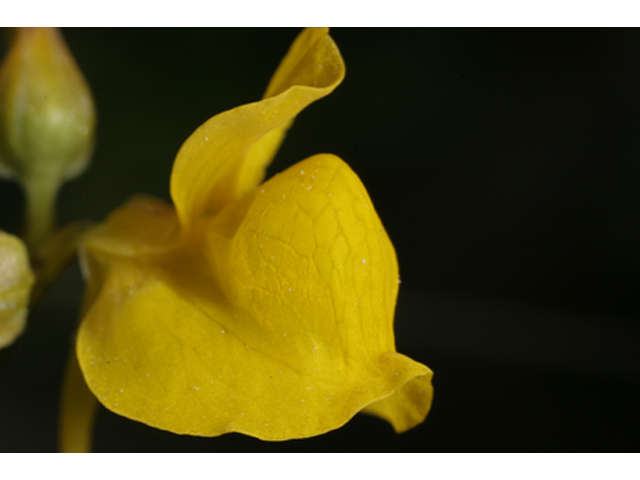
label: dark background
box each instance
[0,28,639,452]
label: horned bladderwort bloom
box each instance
[60,28,433,452]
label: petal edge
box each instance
[170,28,345,230]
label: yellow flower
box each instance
[0,230,34,349]
[60,28,433,451]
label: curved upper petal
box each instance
[170,28,345,232]
[77,154,432,440]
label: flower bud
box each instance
[0,28,96,250]
[0,27,95,182]
[0,230,34,348]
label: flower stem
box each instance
[29,220,88,305]
[22,175,59,255]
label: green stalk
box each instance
[22,175,59,255]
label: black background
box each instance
[0,28,639,452]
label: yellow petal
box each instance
[77,154,432,440]
[170,28,345,231]
[77,194,180,259]
[0,230,34,348]
[361,370,434,433]
[58,196,179,452]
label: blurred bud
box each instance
[0,27,95,182]
[0,230,34,349]
[0,28,96,250]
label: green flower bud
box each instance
[0,230,34,348]
[0,28,96,250]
